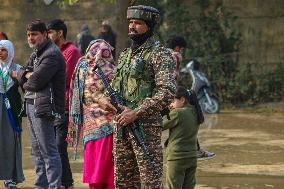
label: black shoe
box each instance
[61,184,74,189]
[4,180,17,189]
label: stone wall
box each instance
[0,0,117,63]
[0,0,283,67]
[224,0,284,67]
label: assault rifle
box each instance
[93,62,156,170]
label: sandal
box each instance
[4,180,17,189]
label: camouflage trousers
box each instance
[113,125,163,189]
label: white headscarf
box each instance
[0,40,15,93]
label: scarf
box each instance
[68,39,115,159]
[0,40,15,93]
[129,30,153,51]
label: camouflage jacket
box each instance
[112,37,176,126]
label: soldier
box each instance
[98,5,176,189]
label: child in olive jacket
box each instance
[163,86,204,189]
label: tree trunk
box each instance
[114,0,131,61]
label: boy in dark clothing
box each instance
[47,19,81,189]
[166,35,216,161]
[76,24,95,55]
[97,20,117,58]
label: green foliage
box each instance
[255,62,284,102]
[97,0,117,3]
[155,0,282,104]
[57,0,116,7]
[57,0,80,7]
[159,0,242,103]
[221,61,284,104]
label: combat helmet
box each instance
[127,5,160,26]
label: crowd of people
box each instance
[0,4,215,189]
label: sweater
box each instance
[60,42,81,111]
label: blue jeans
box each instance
[26,103,62,189]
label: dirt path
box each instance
[17,112,284,189]
[195,112,284,189]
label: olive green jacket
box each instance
[163,106,199,160]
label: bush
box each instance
[137,0,284,104]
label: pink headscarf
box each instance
[68,39,115,159]
[85,39,114,63]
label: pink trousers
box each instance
[83,134,114,189]
[89,183,115,189]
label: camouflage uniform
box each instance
[112,34,176,188]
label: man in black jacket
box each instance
[97,20,117,58]
[16,19,66,189]
[75,24,95,55]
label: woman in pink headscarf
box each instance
[69,39,115,189]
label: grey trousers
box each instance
[26,103,62,189]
